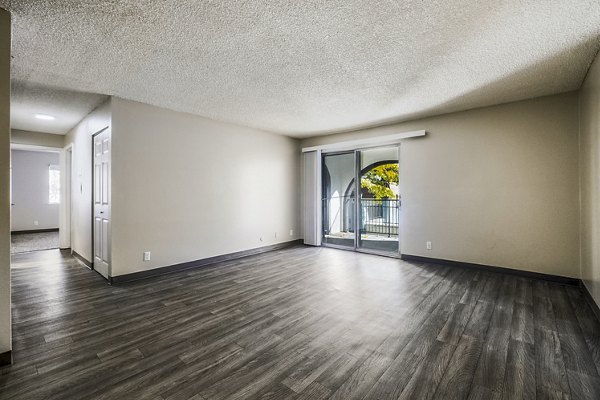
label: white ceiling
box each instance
[2,0,599,137]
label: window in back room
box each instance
[48,164,60,204]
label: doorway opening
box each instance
[321,146,400,256]
[9,145,62,254]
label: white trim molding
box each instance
[10,143,61,153]
[59,143,74,250]
[301,130,426,153]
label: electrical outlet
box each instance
[259,237,263,242]
[33,220,39,226]
[143,251,151,261]
[289,229,294,236]
[426,241,432,250]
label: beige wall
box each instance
[109,98,300,276]
[11,129,64,148]
[581,51,600,305]
[303,93,580,278]
[0,8,11,358]
[10,150,60,231]
[64,100,111,262]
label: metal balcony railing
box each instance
[359,198,399,237]
[323,196,400,238]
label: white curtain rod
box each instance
[301,130,426,153]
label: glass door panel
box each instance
[357,147,400,254]
[322,152,355,249]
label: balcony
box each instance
[323,197,399,253]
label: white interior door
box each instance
[93,128,111,279]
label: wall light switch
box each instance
[143,251,151,261]
[289,229,294,236]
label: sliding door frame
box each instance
[321,144,401,258]
[321,150,356,251]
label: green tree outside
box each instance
[360,164,398,199]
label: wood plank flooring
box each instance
[1,246,600,399]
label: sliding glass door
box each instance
[322,152,356,249]
[321,146,400,255]
[357,147,399,253]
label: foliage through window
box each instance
[361,163,399,199]
[49,164,60,204]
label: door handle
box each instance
[100,211,104,214]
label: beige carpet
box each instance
[11,231,59,254]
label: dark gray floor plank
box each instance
[432,335,485,400]
[397,339,457,399]
[468,276,517,398]
[328,350,393,400]
[559,332,598,377]
[566,369,600,400]
[511,302,534,344]
[501,339,536,400]
[535,328,571,395]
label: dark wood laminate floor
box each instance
[2,247,600,400]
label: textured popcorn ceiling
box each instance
[2,0,600,137]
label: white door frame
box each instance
[59,144,73,250]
